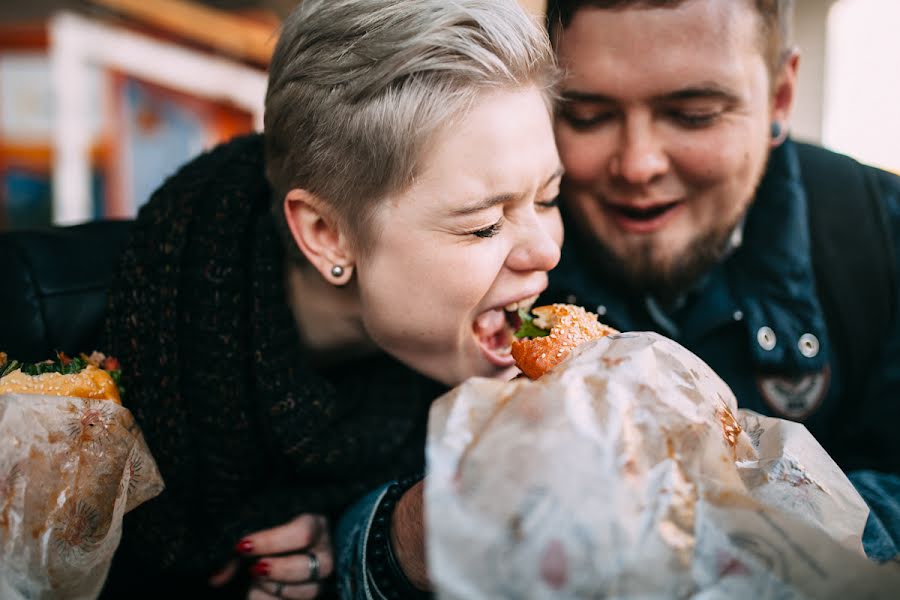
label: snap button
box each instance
[596,305,607,316]
[798,333,820,358]
[733,310,744,321]
[757,326,777,351]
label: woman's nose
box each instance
[609,117,668,185]
[506,222,561,273]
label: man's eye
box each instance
[670,111,720,128]
[559,107,616,131]
[471,219,503,238]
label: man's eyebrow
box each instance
[657,84,740,103]
[561,84,739,104]
[560,90,614,103]
[450,166,565,217]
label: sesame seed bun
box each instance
[511,304,618,379]
[0,364,121,404]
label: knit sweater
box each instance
[102,134,446,596]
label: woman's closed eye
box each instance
[536,195,559,210]
[470,218,504,239]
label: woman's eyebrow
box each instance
[450,192,516,217]
[449,166,564,217]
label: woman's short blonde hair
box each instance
[264,0,558,254]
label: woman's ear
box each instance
[283,188,355,286]
[770,48,800,147]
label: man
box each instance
[337,2,899,598]
[545,0,900,561]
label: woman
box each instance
[101,0,560,598]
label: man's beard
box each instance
[575,210,746,304]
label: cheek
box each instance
[670,130,760,187]
[556,128,607,185]
[359,246,505,336]
[548,212,565,247]
[357,275,445,350]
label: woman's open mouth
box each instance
[472,295,538,367]
[605,200,682,234]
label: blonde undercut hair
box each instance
[264,0,558,255]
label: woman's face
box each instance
[354,87,563,385]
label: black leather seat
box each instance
[0,220,134,361]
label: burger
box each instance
[0,351,123,404]
[510,304,618,379]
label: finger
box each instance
[257,580,322,600]
[209,559,239,587]
[253,548,334,583]
[238,514,327,557]
[248,586,277,600]
[314,526,331,550]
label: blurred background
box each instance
[0,0,896,231]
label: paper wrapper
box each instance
[426,332,900,599]
[0,394,164,599]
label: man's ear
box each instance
[283,188,355,285]
[770,49,800,147]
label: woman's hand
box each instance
[209,514,334,599]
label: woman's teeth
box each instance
[504,295,539,313]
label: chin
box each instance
[458,355,517,384]
[472,363,517,381]
[493,365,520,381]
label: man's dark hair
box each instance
[547,0,794,75]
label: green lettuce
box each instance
[514,307,550,339]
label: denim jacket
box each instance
[336,484,396,600]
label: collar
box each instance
[727,138,829,371]
[550,230,641,331]
[549,139,828,372]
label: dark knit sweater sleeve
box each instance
[103,138,256,576]
[103,135,445,589]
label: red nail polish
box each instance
[251,561,270,577]
[236,539,253,554]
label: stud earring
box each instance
[330,265,344,278]
[770,121,783,140]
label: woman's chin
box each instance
[407,338,517,386]
[495,364,521,381]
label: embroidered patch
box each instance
[757,366,830,421]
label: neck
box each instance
[285,261,378,366]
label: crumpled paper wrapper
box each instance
[0,394,164,599]
[426,332,900,599]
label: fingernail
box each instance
[251,561,270,577]
[236,539,253,554]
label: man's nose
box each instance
[506,222,561,273]
[610,117,668,184]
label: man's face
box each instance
[554,0,777,296]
